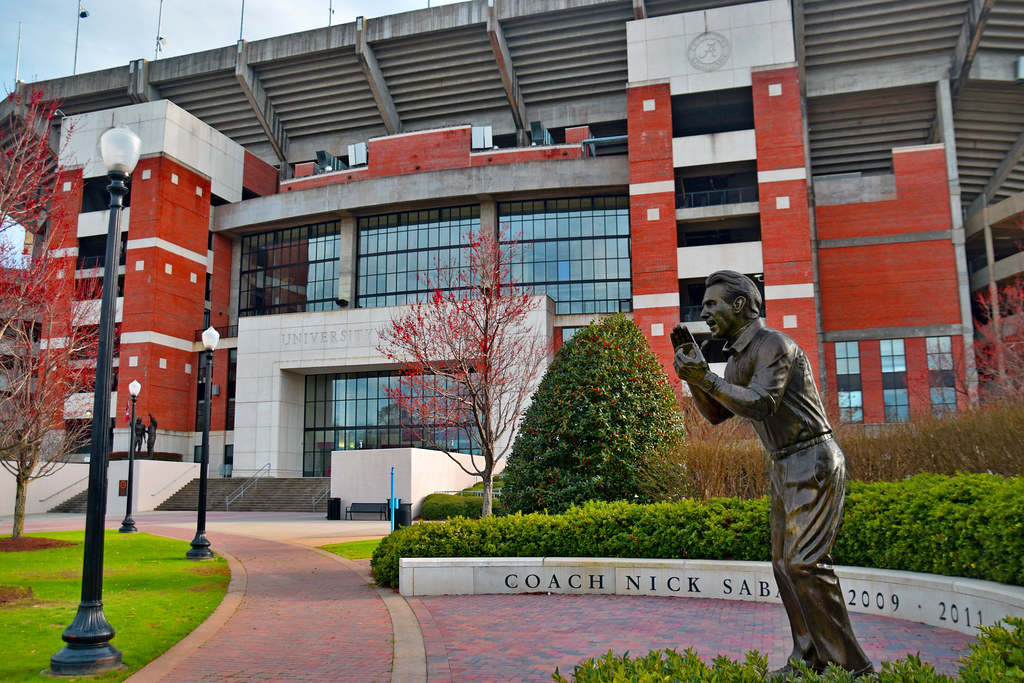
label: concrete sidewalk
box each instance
[12,511,974,681]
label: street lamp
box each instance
[119,380,142,534]
[51,123,141,676]
[187,326,219,561]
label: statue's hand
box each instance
[674,345,709,384]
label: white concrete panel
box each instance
[673,129,757,168]
[77,209,129,238]
[771,20,797,63]
[731,25,772,69]
[731,2,771,28]
[234,297,554,480]
[0,462,89,515]
[629,0,794,96]
[646,37,674,81]
[626,40,648,82]
[61,100,244,203]
[677,242,764,280]
[633,292,680,309]
[330,448,481,518]
[399,557,1024,636]
[764,282,814,300]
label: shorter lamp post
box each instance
[187,326,219,560]
[119,380,142,533]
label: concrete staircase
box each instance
[155,477,331,513]
[47,477,331,514]
[49,490,89,513]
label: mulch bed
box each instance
[0,536,78,552]
[0,584,33,605]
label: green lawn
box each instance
[1,530,229,681]
[320,539,381,560]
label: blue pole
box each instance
[390,467,395,532]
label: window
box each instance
[303,372,476,478]
[880,339,909,422]
[238,222,341,317]
[561,327,581,344]
[356,206,479,308]
[226,348,237,430]
[221,445,233,478]
[500,197,631,315]
[834,341,863,423]
[926,336,957,415]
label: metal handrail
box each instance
[679,186,758,208]
[225,463,271,511]
[37,474,90,503]
[150,467,200,497]
[434,489,503,497]
[312,482,331,510]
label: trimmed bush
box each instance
[419,493,483,520]
[553,617,1024,682]
[834,474,1024,585]
[502,314,686,514]
[370,473,1023,589]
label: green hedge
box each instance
[554,617,1024,681]
[419,493,483,520]
[371,473,1023,589]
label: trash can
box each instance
[327,498,342,520]
[395,502,413,528]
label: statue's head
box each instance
[701,270,762,339]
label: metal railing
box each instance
[225,463,271,511]
[434,489,502,497]
[37,475,90,503]
[150,467,200,498]
[312,482,330,511]
[679,186,758,208]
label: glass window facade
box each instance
[303,372,474,477]
[880,339,909,422]
[239,222,340,317]
[926,336,957,415]
[499,197,631,315]
[356,206,479,308]
[834,341,863,423]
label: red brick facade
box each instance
[118,156,213,433]
[627,83,679,374]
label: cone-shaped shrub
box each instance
[502,314,686,514]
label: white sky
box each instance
[1,0,463,91]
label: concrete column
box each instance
[480,195,497,236]
[936,78,979,403]
[337,212,357,306]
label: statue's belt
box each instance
[770,432,833,460]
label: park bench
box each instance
[345,502,390,520]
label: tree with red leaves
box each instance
[974,274,1024,403]
[0,88,99,537]
[376,228,550,517]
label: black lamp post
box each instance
[187,326,219,561]
[51,123,141,676]
[119,379,142,534]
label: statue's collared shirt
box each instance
[720,319,831,453]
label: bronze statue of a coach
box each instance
[672,270,873,679]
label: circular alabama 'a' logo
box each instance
[687,31,731,72]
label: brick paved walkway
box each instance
[137,523,395,682]
[16,512,975,681]
[409,594,973,682]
